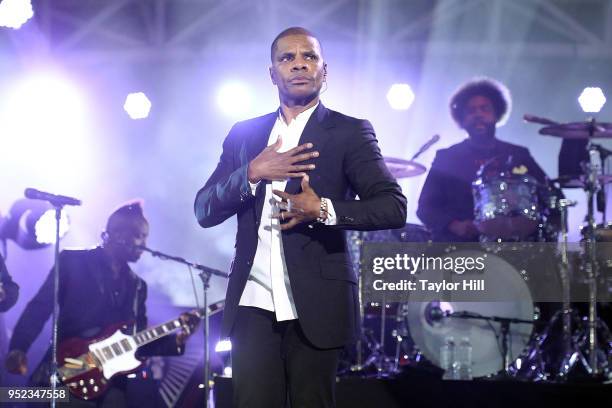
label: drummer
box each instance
[417,78,550,242]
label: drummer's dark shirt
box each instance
[417,138,548,242]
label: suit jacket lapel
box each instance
[285,103,335,195]
[250,112,277,224]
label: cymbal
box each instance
[540,121,612,139]
[384,157,426,178]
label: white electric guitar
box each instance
[57,309,203,400]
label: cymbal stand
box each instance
[514,197,578,381]
[582,141,604,376]
[555,197,588,380]
[347,231,365,371]
[346,231,396,377]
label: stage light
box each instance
[215,339,232,353]
[223,366,232,377]
[386,83,415,110]
[0,71,91,192]
[216,82,253,117]
[0,0,33,29]
[34,209,70,245]
[578,87,606,113]
[124,92,152,119]
[0,199,70,249]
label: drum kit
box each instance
[343,117,612,382]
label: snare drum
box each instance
[473,171,541,240]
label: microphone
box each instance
[24,188,82,207]
[523,114,558,126]
[424,302,447,325]
[411,134,440,160]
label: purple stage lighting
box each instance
[215,339,232,353]
[0,199,70,249]
[0,0,33,29]
[0,71,91,191]
[578,87,606,113]
[34,209,70,245]
[124,92,152,119]
[216,82,253,117]
[386,83,415,111]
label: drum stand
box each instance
[346,231,400,377]
[515,144,612,381]
[544,142,611,380]
[551,196,594,380]
[570,143,611,378]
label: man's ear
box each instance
[323,63,327,77]
[269,66,277,85]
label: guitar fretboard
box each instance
[91,309,204,364]
[134,319,183,346]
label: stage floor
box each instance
[213,371,612,408]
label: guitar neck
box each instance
[133,308,204,347]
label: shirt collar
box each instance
[277,101,319,126]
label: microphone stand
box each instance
[140,247,228,408]
[24,189,81,408]
[49,204,63,408]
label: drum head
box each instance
[405,250,534,377]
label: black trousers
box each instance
[231,306,341,408]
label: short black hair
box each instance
[270,27,320,62]
[449,78,511,127]
[106,200,147,233]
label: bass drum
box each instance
[403,249,536,378]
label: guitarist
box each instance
[0,253,19,313]
[5,201,198,407]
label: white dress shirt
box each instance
[238,103,336,321]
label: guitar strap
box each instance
[132,279,142,335]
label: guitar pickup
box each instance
[64,357,84,369]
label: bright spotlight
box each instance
[34,209,70,245]
[216,82,253,117]
[578,87,606,113]
[124,92,152,119]
[0,72,89,174]
[0,0,33,29]
[223,366,233,377]
[0,199,70,249]
[215,339,232,353]
[386,83,415,110]
[0,71,94,202]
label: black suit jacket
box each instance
[195,103,407,349]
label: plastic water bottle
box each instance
[440,336,455,380]
[457,337,473,380]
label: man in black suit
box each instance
[417,78,549,242]
[194,27,406,407]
